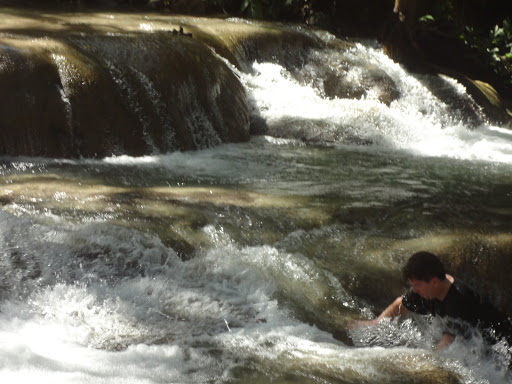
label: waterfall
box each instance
[1,9,512,384]
[0,16,251,158]
[0,10,510,160]
[243,40,512,163]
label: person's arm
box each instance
[435,333,455,350]
[375,296,407,321]
[348,296,408,329]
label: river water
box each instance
[1,16,512,384]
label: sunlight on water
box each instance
[52,54,74,131]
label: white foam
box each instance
[243,43,512,164]
[1,212,511,383]
[0,218,341,382]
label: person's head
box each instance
[403,251,447,299]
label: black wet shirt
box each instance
[402,279,512,341]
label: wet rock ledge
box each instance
[0,10,321,158]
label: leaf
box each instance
[419,14,435,23]
[494,26,505,37]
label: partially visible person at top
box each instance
[350,251,512,352]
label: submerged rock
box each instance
[293,47,400,105]
[463,79,512,128]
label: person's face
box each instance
[409,278,438,299]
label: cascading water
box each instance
[244,39,512,162]
[1,10,512,384]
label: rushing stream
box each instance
[1,11,512,384]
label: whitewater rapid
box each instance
[244,42,512,164]
[1,33,512,384]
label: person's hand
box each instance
[435,333,455,350]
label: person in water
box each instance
[352,251,512,352]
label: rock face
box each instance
[0,19,253,158]
[0,11,322,158]
[0,44,71,157]
[0,11,327,158]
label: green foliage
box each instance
[416,0,511,86]
[489,18,512,60]
[460,17,512,85]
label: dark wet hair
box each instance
[402,251,446,282]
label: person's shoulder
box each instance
[450,278,481,302]
[452,278,510,327]
[452,278,476,293]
